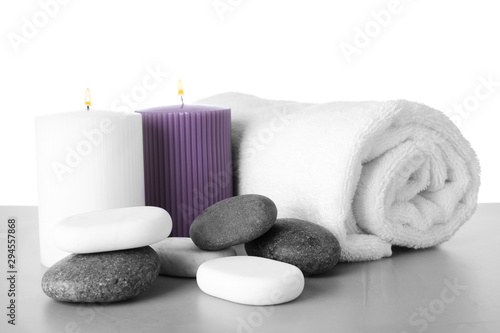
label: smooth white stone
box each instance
[151,237,236,277]
[233,244,247,256]
[196,256,305,305]
[53,206,172,253]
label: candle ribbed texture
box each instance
[137,106,232,237]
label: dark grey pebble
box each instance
[245,218,341,275]
[42,246,160,303]
[190,194,277,250]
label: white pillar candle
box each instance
[35,105,145,267]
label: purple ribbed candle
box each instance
[136,104,232,237]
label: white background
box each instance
[1,0,498,205]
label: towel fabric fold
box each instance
[197,93,480,262]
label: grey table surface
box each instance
[0,204,499,333]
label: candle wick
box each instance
[87,105,90,111]
[181,95,184,108]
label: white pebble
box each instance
[53,206,172,253]
[151,237,236,277]
[196,256,304,305]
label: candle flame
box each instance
[178,80,184,96]
[85,88,91,108]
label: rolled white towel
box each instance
[197,93,481,262]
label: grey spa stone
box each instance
[190,194,278,250]
[245,218,341,275]
[42,246,160,303]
